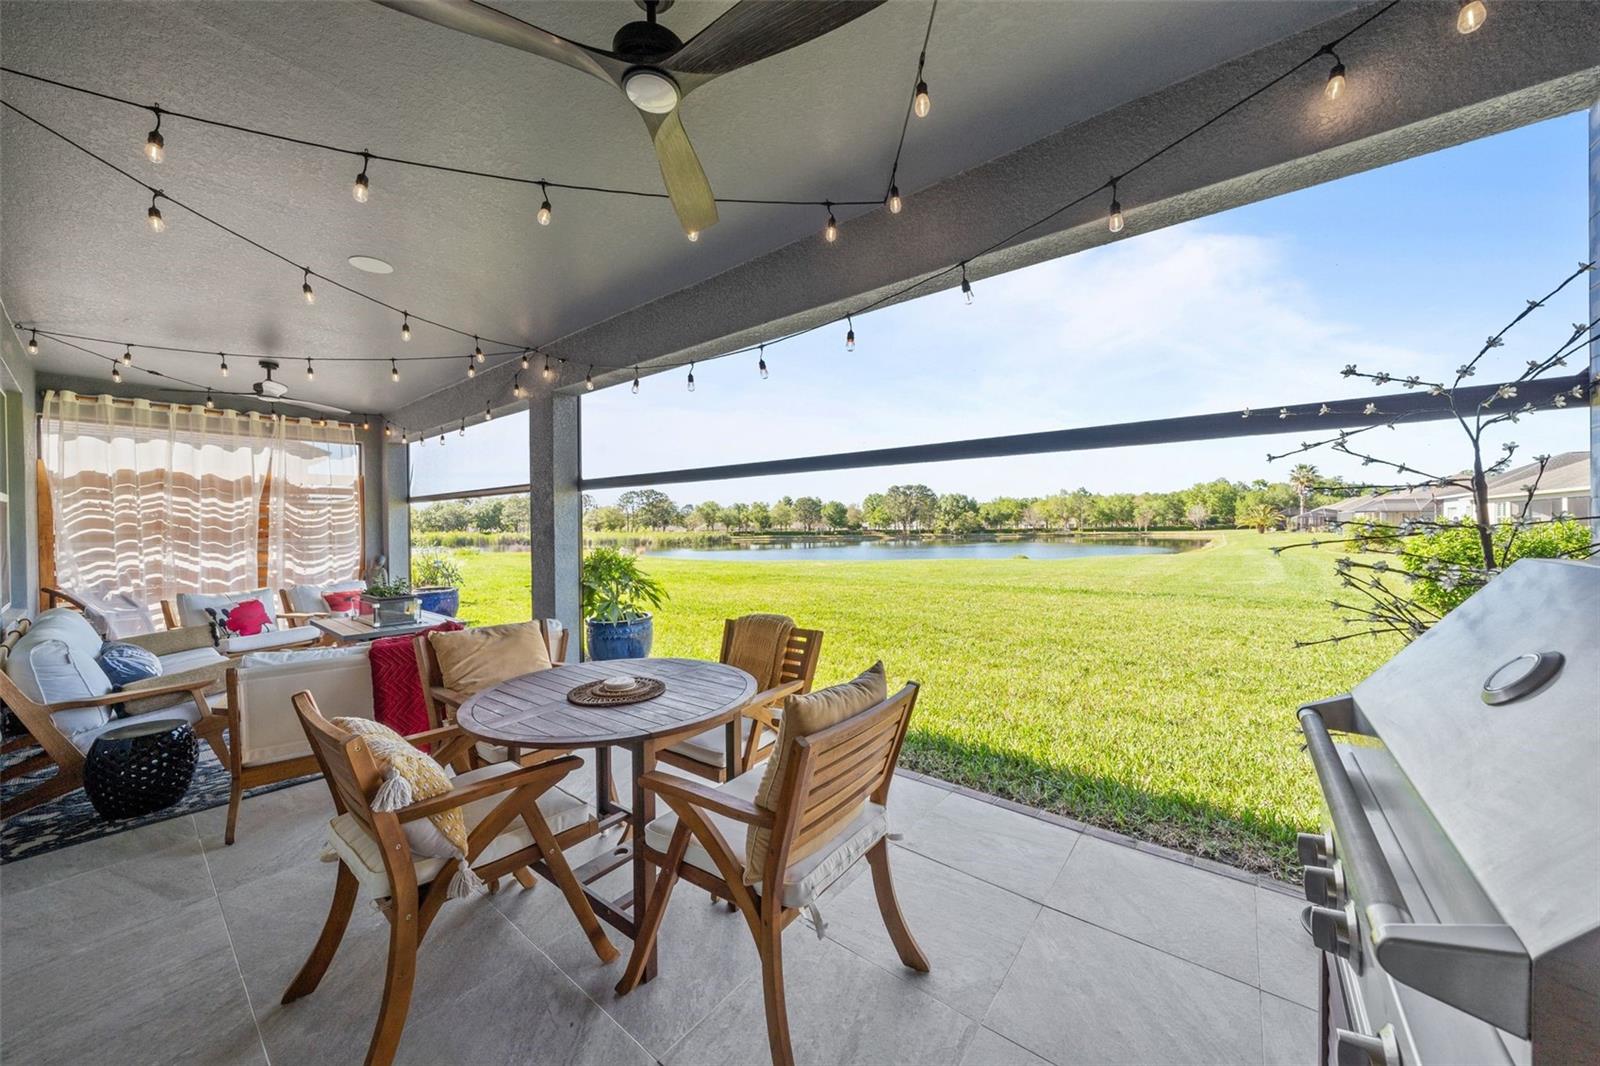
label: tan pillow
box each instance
[745,661,888,883]
[427,622,552,694]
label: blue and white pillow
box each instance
[97,642,162,690]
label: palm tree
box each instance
[1239,502,1282,533]
[1289,463,1318,530]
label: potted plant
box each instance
[411,549,463,617]
[581,547,667,660]
[361,567,421,627]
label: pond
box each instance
[642,535,1207,562]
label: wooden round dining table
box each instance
[454,657,756,982]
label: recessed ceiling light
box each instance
[348,255,394,274]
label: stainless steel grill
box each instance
[1295,558,1599,1066]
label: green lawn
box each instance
[448,531,1396,878]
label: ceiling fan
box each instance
[372,0,887,236]
[245,360,351,414]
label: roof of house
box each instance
[1434,451,1589,500]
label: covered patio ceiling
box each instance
[4,2,1597,437]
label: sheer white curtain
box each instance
[41,392,362,610]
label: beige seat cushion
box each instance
[644,767,885,908]
[667,718,777,769]
[218,625,321,655]
[325,762,591,899]
[427,622,552,694]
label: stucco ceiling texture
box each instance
[1,0,1355,414]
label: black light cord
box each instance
[0,65,885,210]
[884,0,938,201]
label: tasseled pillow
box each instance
[331,717,484,898]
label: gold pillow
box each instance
[428,621,552,694]
[745,661,887,883]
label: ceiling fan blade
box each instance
[155,388,354,417]
[666,0,886,78]
[275,397,355,416]
[642,108,718,235]
[371,0,624,85]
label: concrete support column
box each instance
[530,390,581,659]
[1589,97,1598,520]
[378,436,410,583]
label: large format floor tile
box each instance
[665,933,976,1066]
[897,792,1079,901]
[959,1027,1055,1066]
[194,777,334,892]
[0,811,200,894]
[1261,992,1318,1066]
[985,907,1263,1066]
[1256,885,1319,1009]
[823,846,1040,1020]
[1043,834,1259,984]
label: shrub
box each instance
[581,547,668,623]
[411,548,464,589]
[1402,518,1593,614]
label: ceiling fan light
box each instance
[623,69,680,114]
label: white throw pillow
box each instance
[5,631,114,740]
[174,589,277,629]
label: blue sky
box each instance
[412,110,1590,505]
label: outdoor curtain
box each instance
[41,391,362,613]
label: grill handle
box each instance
[1298,707,1411,933]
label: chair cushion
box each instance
[325,763,590,899]
[156,647,229,675]
[98,642,162,689]
[174,590,277,629]
[70,700,204,754]
[218,626,320,655]
[427,622,551,694]
[667,719,777,769]
[5,615,116,739]
[724,614,795,690]
[747,662,887,881]
[235,646,372,766]
[645,767,886,908]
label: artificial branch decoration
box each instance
[1269,262,1598,647]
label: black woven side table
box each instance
[84,719,199,820]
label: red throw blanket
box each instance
[369,621,463,738]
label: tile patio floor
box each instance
[0,756,1320,1065]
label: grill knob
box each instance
[1297,831,1334,866]
[1309,903,1355,959]
[1304,863,1343,907]
[1336,1024,1401,1065]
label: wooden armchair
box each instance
[283,691,617,1066]
[659,619,823,782]
[416,619,569,767]
[618,681,927,1066]
[0,623,229,817]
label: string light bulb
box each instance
[302,269,315,304]
[306,357,315,380]
[537,182,552,226]
[1457,0,1486,33]
[513,376,525,399]
[361,416,370,431]
[632,368,640,394]
[1323,50,1346,101]
[401,313,411,342]
[353,152,370,202]
[219,353,229,378]
[205,389,215,410]
[27,330,38,355]
[584,366,594,391]
[913,79,931,118]
[959,262,974,305]
[390,358,400,383]
[887,184,902,214]
[147,191,165,232]
[543,354,555,383]
[758,345,768,380]
[459,420,466,436]
[845,316,855,352]
[484,402,492,422]
[473,337,484,363]
[686,229,699,243]
[823,204,838,244]
[686,362,695,392]
[144,108,164,163]
[466,357,476,379]
[122,345,133,366]
[384,423,393,438]
[520,350,530,371]
[111,363,122,383]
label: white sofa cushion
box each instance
[17,608,103,659]
[285,580,366,616]
[235,645,373,766]
[173,589,277,629]
[69,701,206,754]
[324,763,590,899]
[4,610,116,740]
[156,647,229,675]
[643,767,887,907]
[218,625,320,655]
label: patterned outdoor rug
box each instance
[1,745,311,864]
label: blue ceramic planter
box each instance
[415,587,460,617]
[586,614,653,661]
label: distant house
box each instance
[1437,451,1591,522]
[1302,486,1452,530]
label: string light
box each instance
[959,262,973,304]
[513,375,525,399]
[543,354,555,383]
[466,356,476,379]
[111,363,122,383]
[400,312,411,342]
[1108,179,1124,233]
[537,182,552,226]
[121,345,133,365]
[218,352,229,378]
[520,350,530,371]
[584,366,594,391]
[484,402,492,422]
[352,151,370,202]
[887,184,902,214]
[205,389,215,410]
[473,337,484,363]
[361,416,370,430]
[305,357,315,380]
[1457,0,1486,33]
[913,79,931,119]
[758,344,768,380]
[823,202,838,243]
[27,330,38,355]
[459,419,466,436]
[302,268,315,304]
[845,315,855,351]
[686,229,699,242]
[390,358,400,383]
[631,367,640,394]
[147,190,164,232]
[384,423,393,437]
[1323,48,1346,101]
[144,107,164,163]
[686,362,696,392]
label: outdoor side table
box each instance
[83,718,199,820]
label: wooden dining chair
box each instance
[658,618,823,782]
[283,690,617,1066]
[618,678,928,1066]
[416,618,569,759]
